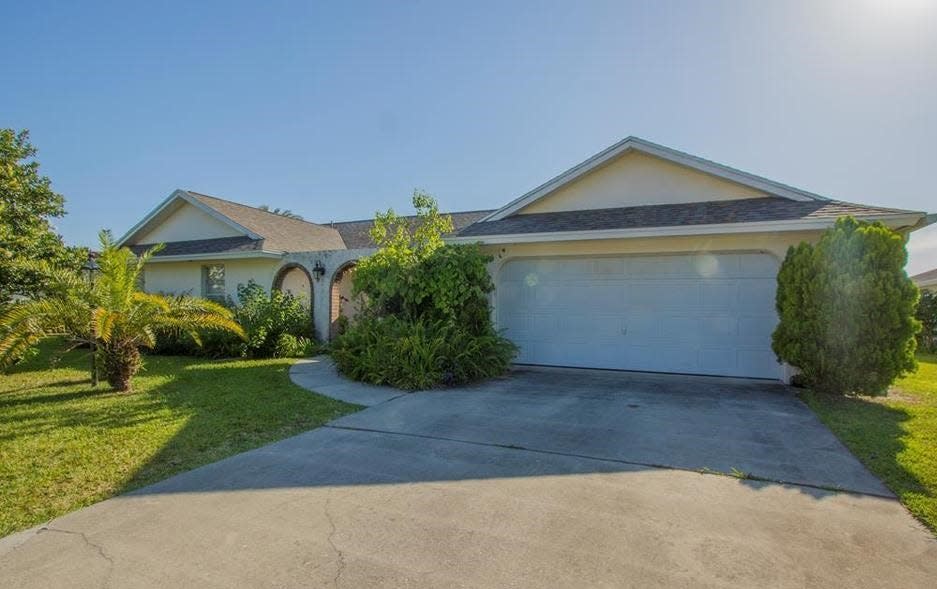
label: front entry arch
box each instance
[272,263,313,314]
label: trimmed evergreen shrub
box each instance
[772,216,920,395]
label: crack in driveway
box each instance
[38,526,114,587]
[323,494,346,588]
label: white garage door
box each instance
[497,253,781,379]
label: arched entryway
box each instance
[329,262,359,340]
[272,263,313,314]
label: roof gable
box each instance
[517,150,770,215]
[134,200,245,244]
[118,190,345,253]
[483,137,828,222]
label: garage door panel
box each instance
[740,254,781,278]
[660,316,701,341]
[592,257,625,276]
[700,282,737,310]
[498,254,781,379]
[631,281,700,309]
[699,348,737,374]
[739,315,777,337]
[699,316,737,338]
[564,314,623,341]
[737,280,777,312]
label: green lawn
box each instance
[802,353,937,533]
[0,344,359,538]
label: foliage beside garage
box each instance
[331,191,516,389]
[772,216,920,395]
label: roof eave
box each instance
[447,212,925,245]
[143,250,284,263]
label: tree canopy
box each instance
[0,129,85,303]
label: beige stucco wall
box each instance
[143,258,281,300]
[519,151,768,215]
[137,204,241,243]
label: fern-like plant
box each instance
[0,231,245,391]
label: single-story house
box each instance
[118,137,933,382]
[913,268,937,292]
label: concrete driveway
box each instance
[2,364,935,588]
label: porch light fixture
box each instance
[312,260,326,280]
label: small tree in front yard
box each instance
[772,216,920,395]
[331,190,516,389]
[0,231,245,391]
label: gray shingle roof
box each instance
[130,236,263,257]
[333,210,494,249]
[186,192,347,252]
[457,197,919,238]
[140,191,494,256]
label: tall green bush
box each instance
[772,217,920,395]
[332,190,516,388]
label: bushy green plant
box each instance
[333,190,516,388]
[274,333,317,358]
[153,281,315,359]
[234,282,313,358]
[772,216,920,395]
[331,315,515,390]
[916,289,937,353]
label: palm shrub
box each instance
[332,190,516,388]
[0,231,245,391]
[772,217,920,395]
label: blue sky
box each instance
[4,0,936,273]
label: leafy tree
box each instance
[0,129,86,303]
[353,189,456,319]
[772,217,920,395]
[258,205,303,220]
[333,190,516,388]
[0,231,245,391]
[916,289,937,353]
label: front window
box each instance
[202,264,226,302]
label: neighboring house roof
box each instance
[913,268,937,288]
[457,197,922,239]
[333,210,493,249]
